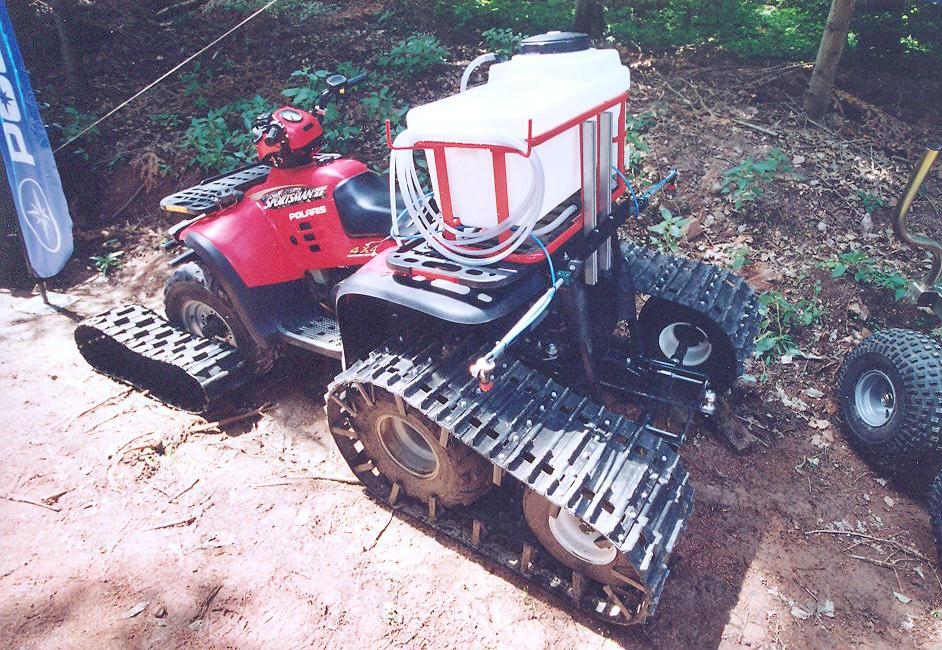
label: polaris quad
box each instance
[76,33,760,624]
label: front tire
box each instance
[347,387,492,508]
[838,329,942,473]
[164,262,268,371]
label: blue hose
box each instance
[613,166,640,220]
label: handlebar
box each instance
[263,123,285,147]
[893,144,942,294]
[315,72,368,113]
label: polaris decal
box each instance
[289,205,327,220]
[257,185,327,210]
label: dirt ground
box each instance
[2,253,942,650]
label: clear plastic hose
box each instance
[389,128,548,266]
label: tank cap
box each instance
[518,31,590,55]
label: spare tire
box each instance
[838,329,942,475]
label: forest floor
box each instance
[4,1,942,648]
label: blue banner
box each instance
[0,2,72,278]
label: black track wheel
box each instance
[349,387,491,508]
[928,469,942,561]
[522,489,641,587]
[164,262,268,371]
[838,329,942,471]
[637,297,738,391]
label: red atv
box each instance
[77,35,760,625]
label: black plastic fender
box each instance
[184,230,309,353]
[333,251,545,364]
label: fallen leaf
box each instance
[884,496,895,508]
[893,592,911,604]
[791,605,812,620]
[682,217,704,241]
[804,388,825,399]
[817,599,835,618]
[741,262,780,293]
[848,302,870,321]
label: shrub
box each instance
[378,34,450,75]
[482,28,523,57]
[721,148,791,211]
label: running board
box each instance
[276,309,343,359]
[74,304,251,412]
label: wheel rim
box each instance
[376,415,440,478]
[854,369,896,427]
[658,322,712,366]
[180,299,236,347]
[547,508,617,565]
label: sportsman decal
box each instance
[256,185,327,210]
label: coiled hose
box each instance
[390,128,572,266]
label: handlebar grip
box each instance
[347,72,367,86]
[264,124,283,147]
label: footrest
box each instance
[277,308,343,359]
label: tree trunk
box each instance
[805,0,857,121]
[574,0,604,37]
[47,0,84,95]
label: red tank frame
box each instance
[385,93,629,264]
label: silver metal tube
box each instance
[581,120,598,285]
[893,145,942,294]
[597,111,613,272]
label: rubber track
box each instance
[326,336,693,622]
[74,304,249,412]
[622,243,762,375]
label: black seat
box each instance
[334,171,401,238]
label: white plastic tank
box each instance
[402,32,630,229]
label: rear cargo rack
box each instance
[160,164,271,216]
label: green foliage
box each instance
[280,63,365,110]
[180,63,210,111]
[423,0,941,65]
[754,288,824,359]
[184,95,274,172]
[648,206,690,253]
[426,0,573,33]
[148,112,181,128]
[90,244,124,276]
[378,34,450,75]
[59,107,98,159]
[482,28,523,57]
[824,250,910,300]
[721,148,791,211]
[360,86,408,142]
[205,0,333,22]
[856,190,888,215]
[730,245,751,270]
[624,110,656,174]
[607,1,824,58]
